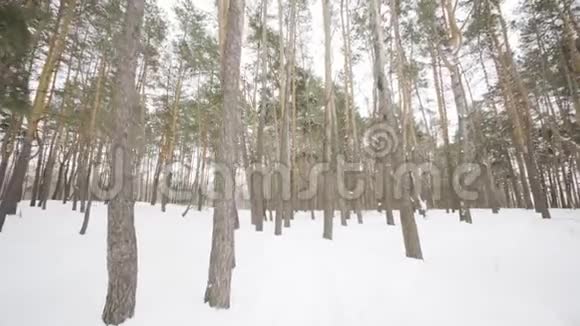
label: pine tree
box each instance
[204,0,245,309]
[101,0,145,323]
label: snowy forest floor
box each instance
[1,202,579,326]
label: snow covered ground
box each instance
[1,202,579,326]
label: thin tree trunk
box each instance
[369,0,396,226]
[160,63,184,212]
[251,0,267,231]
[0,138,32,231]
[321,0,336,240]
[438,0,473,223]
[0,115,19,192]
[392,0,423,258]
[340,0,363,223]
[197,131,209,211]
[30,126,47,207]
[80,142,103,235]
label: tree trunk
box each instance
[369,0,396,226]
[80,142,103,235]
[0,115,19,192]
[321,0,336,240]
[197,132,209,211]
[438,0,473,223]
[487,1,551,218]
[0,138,32,232]
[150,154,162,206]
[429,45,455,213]
[339,0,364,223]
[204,0,244,309]
[101,0,144,323]
[30,128,47,207]
[250,0,267,231]
[449,64,473,223]
[391,0,423,259]
[252,54,266,231]
[160,63,184,212]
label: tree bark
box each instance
[204,0,244,309]
[101,0,144,323]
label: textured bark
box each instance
[400,195,423,259]
[204,0,244,309]
[101,0,144,324]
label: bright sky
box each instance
[157,0,374,114]
[156,0,521,132]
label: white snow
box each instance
[1,202,579,326]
